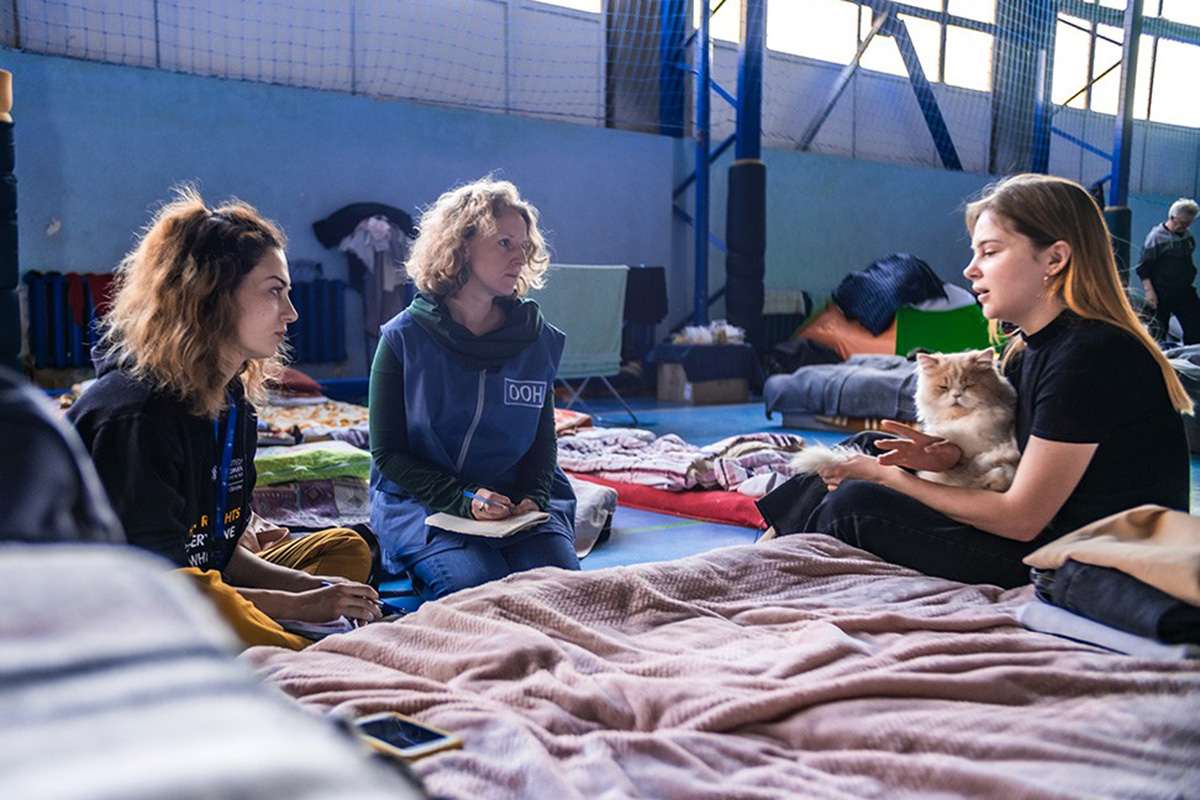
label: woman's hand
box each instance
[874,420,962,473]
[818,453,897,491]
[470,488,515,520]
[285,580,382,624]
[511,498,540,516]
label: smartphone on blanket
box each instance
[353,712,462,760]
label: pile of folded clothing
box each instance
[1018,504,1200,659]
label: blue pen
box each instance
[463,489,512,509]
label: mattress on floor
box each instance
[246,535,1200,800]
[764,354,919,422]
[569,472,766,530]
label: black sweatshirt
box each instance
[67,369,256,571]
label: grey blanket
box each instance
[764,354,919,421]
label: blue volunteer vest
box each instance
[369,307,574,572]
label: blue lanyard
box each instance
[213,401,238,540]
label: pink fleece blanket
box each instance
[246,536,1200,799]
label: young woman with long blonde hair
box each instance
[758,174,1191,587]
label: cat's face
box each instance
[915,349,1014,418]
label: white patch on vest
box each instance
[504,378,547,409]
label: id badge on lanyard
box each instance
[213,401,238,540]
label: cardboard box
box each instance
[656,363,749,405]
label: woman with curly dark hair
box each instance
[68,186,379,648]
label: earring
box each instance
[1043,273,1051,283]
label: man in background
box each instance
[1137,198,1199,344]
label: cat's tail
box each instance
[789,445,859,475]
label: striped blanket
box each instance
[557,428,805,492]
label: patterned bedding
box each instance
[258,400,594,450]
[258,399,372,449]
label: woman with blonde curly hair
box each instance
[68,187,380,648]
[369,177,579,598]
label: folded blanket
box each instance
[251,476,370,529]
[254,440,371,488]
[1024,504,1200,605]
[1031,560,1200,645]
[1016,599,1200,660]
[764,354,919,422]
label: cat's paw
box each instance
[978,466,1016,492]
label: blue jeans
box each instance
[756,431,1045,588]
[408,531,580,600]
[1034,560,1200,644]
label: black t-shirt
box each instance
[1007,313,1189,537]
[67,370,256,571]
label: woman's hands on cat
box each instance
[874,420,962,472]
[817,453,897,491]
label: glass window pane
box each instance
[1133,34,1154,120]
[1150,39,1200,127]
[767,0,859,65]
[900,0,943,10]
[1052,20,1091,108]
[1089,23,1122,114]
[1160,0,1200,25]
[944,26,992,91]
[947,0,994,24]
[860,12,941,80]
[529,0,601,11]
[860,12,906,77]
[694,0,742,43]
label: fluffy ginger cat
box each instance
[790,349,1020,491]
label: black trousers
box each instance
[756,432,1044,589]
[1150,286,1200,345]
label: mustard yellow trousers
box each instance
[179,528,372,651]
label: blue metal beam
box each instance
[659,0,687,137]
[694,1,712,326]
[1111,0,1144,208]
[883,12,962,171]
[735,0,764,161]
[1029,0,1056,174]
[1050,126,1113,161]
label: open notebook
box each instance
[425,511,549,539]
